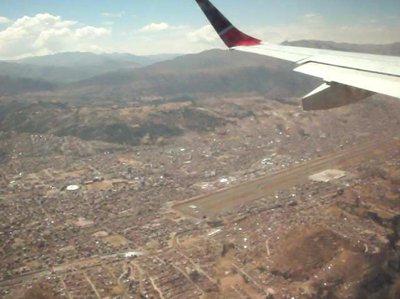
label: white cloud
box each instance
[76,26,109,38]
[0,16,10,24]
[121,24,223,56]
[138,22,170,33]
[0,13,110,59]
[188,25,219,43]
[101,11,125,18]
[302,13,323,24]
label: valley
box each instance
[1,42,400,298]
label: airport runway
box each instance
[173,137,400,219]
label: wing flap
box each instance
[295,62,400,99]
[302,82,373,111]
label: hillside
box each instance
[0,61,104,84]
[0,52,179,84]
[0,99,230,145]
[64,49,315,102]
[17,52,179,68]
[0,75,54,96]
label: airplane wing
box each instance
[195,0,400,110]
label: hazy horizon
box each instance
[2,40,400,62]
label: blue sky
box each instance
[0,0,399,59]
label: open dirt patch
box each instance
[103,234,129,247]
[272,225,350,281]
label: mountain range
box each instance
[1,40,399,98]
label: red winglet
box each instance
[195,0,261,48]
